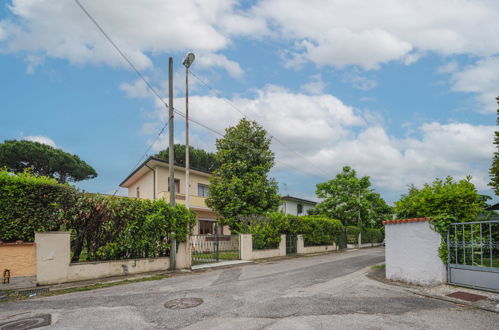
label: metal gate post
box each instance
[216,233,219,263]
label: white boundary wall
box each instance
[35,232,190,285]
[240,234,286,260]
[384,219,446,286]
[297,235,336,253]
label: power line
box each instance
[174,109,327,180]
[74,0,168,108]
[74,0,327,182]
[188,69,331,179]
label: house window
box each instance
[136,186,140,198]
[168,178,181,193]
[297,204,303,215]
[199,220,214,234]
[198,184,209,197]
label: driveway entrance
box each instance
[190,235,240,265]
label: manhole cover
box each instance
[0,314,51,330]
[164,297,203,309]
[446,291,487,302]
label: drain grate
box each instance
[446,291,487,302]
[0,314,51,330]
[164,297,203,309]
[17,288,49,297]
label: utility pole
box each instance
[168,57,175,206]
[168,57,176,270]
[182,53,195,211]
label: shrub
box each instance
[240,213,284,250]
[361,228,384,244]
[62,194,197,262]
[345,226,361,244]
[0,169,75,242]
[284,215,344,246]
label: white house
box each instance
[278,195,317,216]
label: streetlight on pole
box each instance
[182,53,195,211]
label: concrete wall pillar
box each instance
[296,234,304,254]
[35,232,70,285]
[240,234,253,260]
[176,241,191,269]
[279,234,286,256]
[384,219,446,286]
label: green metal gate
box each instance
[286,235,297,254]
[190,235,240,265]
[447,220,499,292]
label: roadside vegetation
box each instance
[0,168,196,262]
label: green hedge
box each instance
[63,194,197,261]
[345,226,361,244]
[361,228,384,244]
[0,169,197,261]
[287,215,344,246]
[242,213,284,250]
[0,170,74,242]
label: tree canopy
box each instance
[489,96,499,195]
[155,144,218,173]
[314,166,391,227]
[394,176,484,222]
[206,119,280,232]
[0,140,97,183]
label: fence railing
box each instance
[447,220,499,269]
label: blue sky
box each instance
[1,0,498,204]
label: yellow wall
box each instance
[127,165,211,202]
[0,243,37,278]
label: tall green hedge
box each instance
[344,226,384,244]
[0,169,74,242]
[287,215,344,246]
[0,169,197,261]
[345,226,361,244]
[361,228,384,244]
[240,213,284,250]
[63,194,197,261]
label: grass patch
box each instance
[371,264,386,270]
[0,274,171,303]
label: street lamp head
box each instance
[183,53,195,68]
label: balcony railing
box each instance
[157,191,208,209]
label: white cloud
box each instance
[253,0,499,69]
[300,74,326,94]
[140,86,494,192]
[24,54,44,74]
[342,69,378,91]
[449,57,499,113]
[119,78,151,99]
[195,53,244,78]
[0,0,260,71]
[24,135,57,148]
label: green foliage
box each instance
[394,176,485,262]
[288,216,344,246]
[206,119,280,231]
[240,214,284,250]
[0,169,74,242]
[62,194,197,261]
[155,144,218,172]
[345,226,361,244]
[361,228,384,244]
[0,140,97,183]
[489,97,499,195]
[0,169,197,261]
[315,166,391,227]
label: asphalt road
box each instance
[1,247,497,329]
